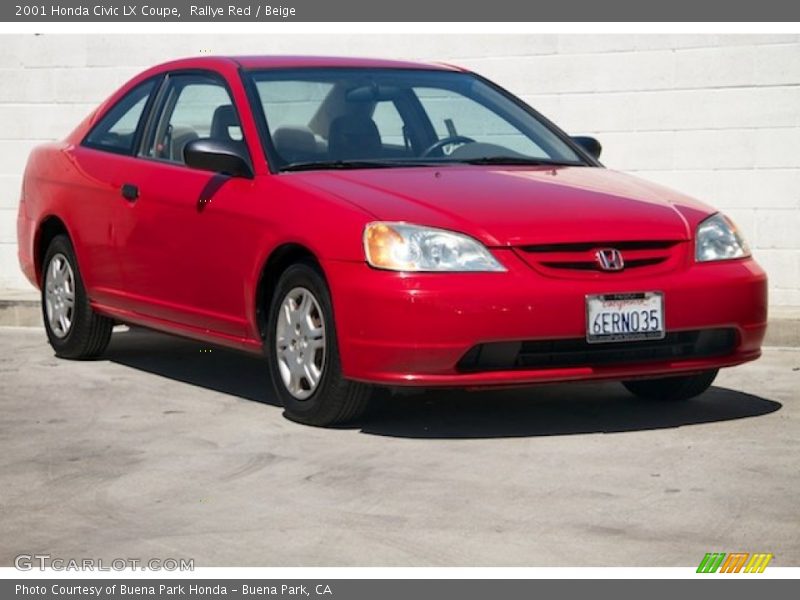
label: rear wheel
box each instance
[266,261,372,426]
[41,234,113,359]
[622,369,718,401]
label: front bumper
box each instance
[324,249,767,387]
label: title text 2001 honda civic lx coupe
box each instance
[17,56,767,425]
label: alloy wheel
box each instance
[275,286,326,400]
[44,253,76,338]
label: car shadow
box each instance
[105,326,279,407]
[105,327,782,439]
[196,173,231,212]
[358,385,780,439]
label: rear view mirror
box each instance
[345,84,401,102]
[184,138,253,178]
[571,136,602,160]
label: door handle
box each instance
[121,183,139,202]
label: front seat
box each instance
[210,105,244,148]
[273,126,318,163]
[328,114,382,161]
[168,126,199,162]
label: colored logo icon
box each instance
[697,553,773,573]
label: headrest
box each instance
[210,105,240,140]
[273,126,317,159]
[328,114,381,160]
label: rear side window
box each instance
[83,79,156,155]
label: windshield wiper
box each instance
[281,159,436,172]
[281,156,584,172]
[456,156,583,167]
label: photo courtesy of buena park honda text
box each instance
[0,1,798,598]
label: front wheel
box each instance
[622,369,719,401]
[266,261,372,426]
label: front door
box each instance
[113,73,261,338]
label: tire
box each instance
[41,234,113,359]
[622,369,718,402]
[266,260,372,426]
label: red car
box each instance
[17,56,767,425]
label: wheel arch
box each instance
[34,215,71,284]
[254,243,326,341]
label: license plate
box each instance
[586,292,665,343]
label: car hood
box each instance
[291,166,715,247]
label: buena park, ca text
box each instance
[17,584,334,597]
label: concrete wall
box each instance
[1,34,798,305]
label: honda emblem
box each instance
[595,248,625,271]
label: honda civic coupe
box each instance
[17,56,767,426]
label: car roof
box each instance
[148,55,463,73]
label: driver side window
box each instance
[146,74,245,164]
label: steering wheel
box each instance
[421,135,476,158]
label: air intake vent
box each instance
[457,329,737,372]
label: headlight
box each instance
[695,213,751,262]
[363,222,506,272]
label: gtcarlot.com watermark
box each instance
[15,554,194,571]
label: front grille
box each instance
[516,240,683,275]
[539,257,664,270]
[456,328,737,372]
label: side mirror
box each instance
[184,138,253,178]
[571,136,602,160]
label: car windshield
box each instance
[245,68,587,171]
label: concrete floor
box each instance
[0,326,798,567]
